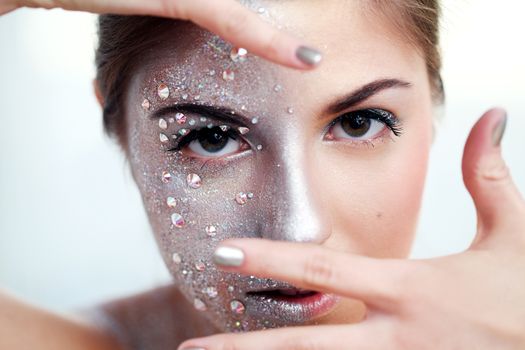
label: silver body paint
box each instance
[124,15,335,332]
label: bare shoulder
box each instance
[85,285,217,350]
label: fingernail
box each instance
[492,114,507,147]
[213,246,244,267]
[296,45,323,66]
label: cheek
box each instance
[318,116,433,258]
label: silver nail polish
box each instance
[213,246,245,267]
[492,115,507,146]
[296,46,322,66]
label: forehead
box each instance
[128,0,426,117]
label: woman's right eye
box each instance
[180,126,247,158]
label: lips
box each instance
[242,284,340,325]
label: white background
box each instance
[0,0,524,312]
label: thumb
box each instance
[462,108,525,246]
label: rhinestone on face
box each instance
[200,117,207,122]
[195,261,206,272]
[287,107,294,114]
[161,171,172,183]
[141,99,151,110]
[194,298,207,311]
[158,118,168,129]
[182,93,188,100]
[230,300,246,314]
[189,119,196,126]
[187,173,202,189]
[166,197,177,208]
[204,286,218,298]
[230,47,248,62]
[227,285,235,293]
[209,69,216,76]
[168,117,175,123]
[159,133,169,143]
[220,125,229,132]
[247,192,254,199]
[157,83,170,100]
[179,128,189,136]
[175,112,187,124]
[251,117,259,124]
[235,192,248,205]
[273,84,282,92]
[222,69,235,81]
[257,7,266,14]
[205,225,217,237]
[238,127,250,135]
[256,144,263,151]
[171,213,185,228]
[172,252,182,264]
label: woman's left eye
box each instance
[171,126,249,158]
[324,109,401,142]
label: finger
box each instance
[178,323,387,350]
[213,239,414,310]
[462,108,525,245]
[21,0,321,69]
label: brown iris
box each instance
[341,113,371,138]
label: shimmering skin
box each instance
[121,0,434,337]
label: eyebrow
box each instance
[324,78,412,115]
[152,104,248,126]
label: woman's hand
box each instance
[1,0,321,69]
[178,108,525,349]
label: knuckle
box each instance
[160,0,185,19]
[222,10,250,38]
[260,30,283,59]
[302,252,337,288]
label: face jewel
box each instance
[189,119,196,126]
[195,261,206,272]
[168,117,175,123]
[230,47,248,62]
[273,84,282,92]
[175,112,187,124]
[200,117,207,123]
[194,95,200,101]
[247,192,254,199]
[230,300,246,314]
[159,133,169,143]
[187,173,202,189]
[251,117,259,124]
[182,93,188,100]
[222,69,235,81]
[238,127,250,135]
[257,7,266,14]
[141,99,151,110]
[161,171,172,183]
[194,298,207,311]
[171,213,185,228]
[256,144,263,151]
[179,128,189,136]
[157,83,170,100]
[205,225,217,237]
[235,192,248,205]
[158,118,168,129]
[227,285,234,293]
[287,107,294,114]
[209,69,216,76]
[204,286,218,298]
[166,196,177,208]
[219,125,229,132]
[172,252,182,264]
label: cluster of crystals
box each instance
[235,191,254,205]
[205,225,217,237]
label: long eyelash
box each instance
[167,127,240,152]
[328,108,404,137]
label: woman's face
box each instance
[123,1,433,332]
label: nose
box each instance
[258,130,331,244]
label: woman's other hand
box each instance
[178,107,525,349]
[0,0,321,69]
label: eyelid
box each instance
[167,126,244,153]
[324,108,403,138]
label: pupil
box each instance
[197,127,230,152]
[341,114,371,137]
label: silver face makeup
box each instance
[124,14,405,332]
